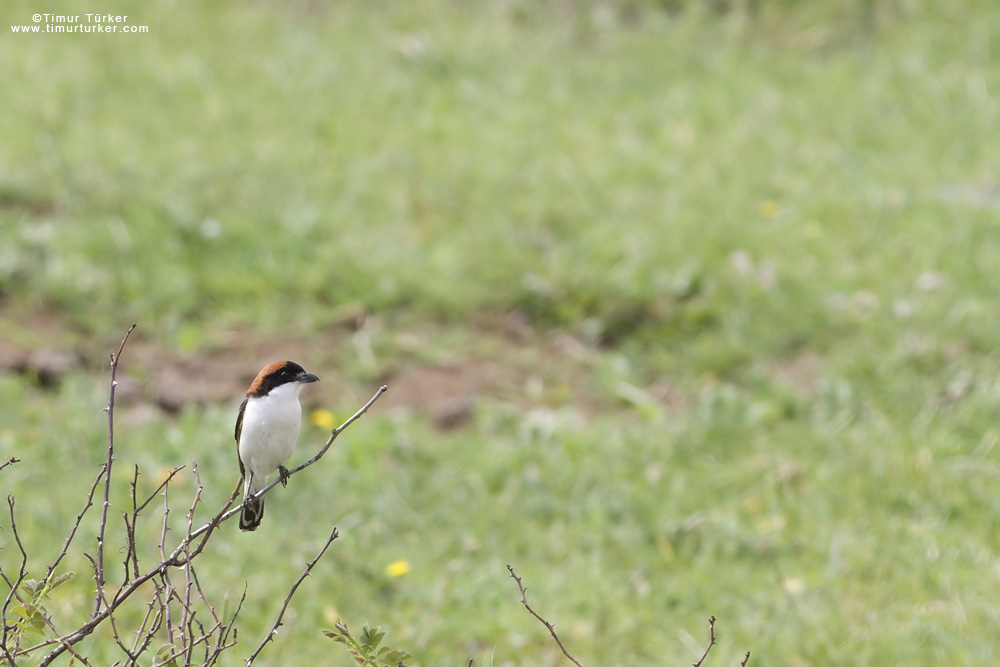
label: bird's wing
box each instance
[235,395,249,478]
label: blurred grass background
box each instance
[2,0,1000,664]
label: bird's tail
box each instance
[240,475,265,531]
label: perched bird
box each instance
[235,360,319,531]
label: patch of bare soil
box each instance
[1,304,826,429]
[0,305,626,429]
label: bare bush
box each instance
[1,324,386,666]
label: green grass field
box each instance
[3,0,1000,664]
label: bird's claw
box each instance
[278,465,290,487]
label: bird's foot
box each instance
[278,465,290,487]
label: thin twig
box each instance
[180,461,206,661]
[4,530,94,667]
[94,323,137,619]
[245,527,340,665]
[153,614,223,667]
[0,456,19,472]
[130,586,164,658]
[122,465,185,584]
[185,384,388,545]
[189,552,223,631]
[160,479,176,647]
[238,385,389,527]
[136,466,187,515]
[123,466,141,584]
[18,632,95,666]
[100,575,136,664]
[741,650,751,666]
[1,496,30,662]
[203,586,246,667]
[692,616,717,667]
[187,562,223,665]
[187,480,241,560]
[43,464,105,587]
[506,564,584,667]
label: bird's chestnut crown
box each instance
[247,360,319,397]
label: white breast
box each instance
[238,382,304,484]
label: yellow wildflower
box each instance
[385,561,411,577]
[310,409,337,430]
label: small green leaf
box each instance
[384,649,409,662]
[49,571,75,589]
[361,625,385,650]
[155,642,180,666]
[23,623,46,637]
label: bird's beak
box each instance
[298,372,320,384]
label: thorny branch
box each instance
[94,323,136,618]
[0,324,386,666]
[1,496,29,664]
[245,527,340,666]
[44,460,105,588]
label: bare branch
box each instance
[692,616,716,667]
[130,586,165,658]
[188,552,223,631]
[160,481,177,648]
[245,527,340,666]
[17,328,383,666]
[136,466,187,516]
[186,481,241,561]
[0,456,19,472]
[1,495,30,662]
[34,380,384,666]
[100,574,137,664]
[123,465,184,584]
[43,463,105,587]
[179,461,206,660]
[506,564,584,667]
[203,586,246,667]
[296,385,388,469]
[94,323,137,618]
[741,650,751,666]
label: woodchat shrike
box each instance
[235,360,319,531]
